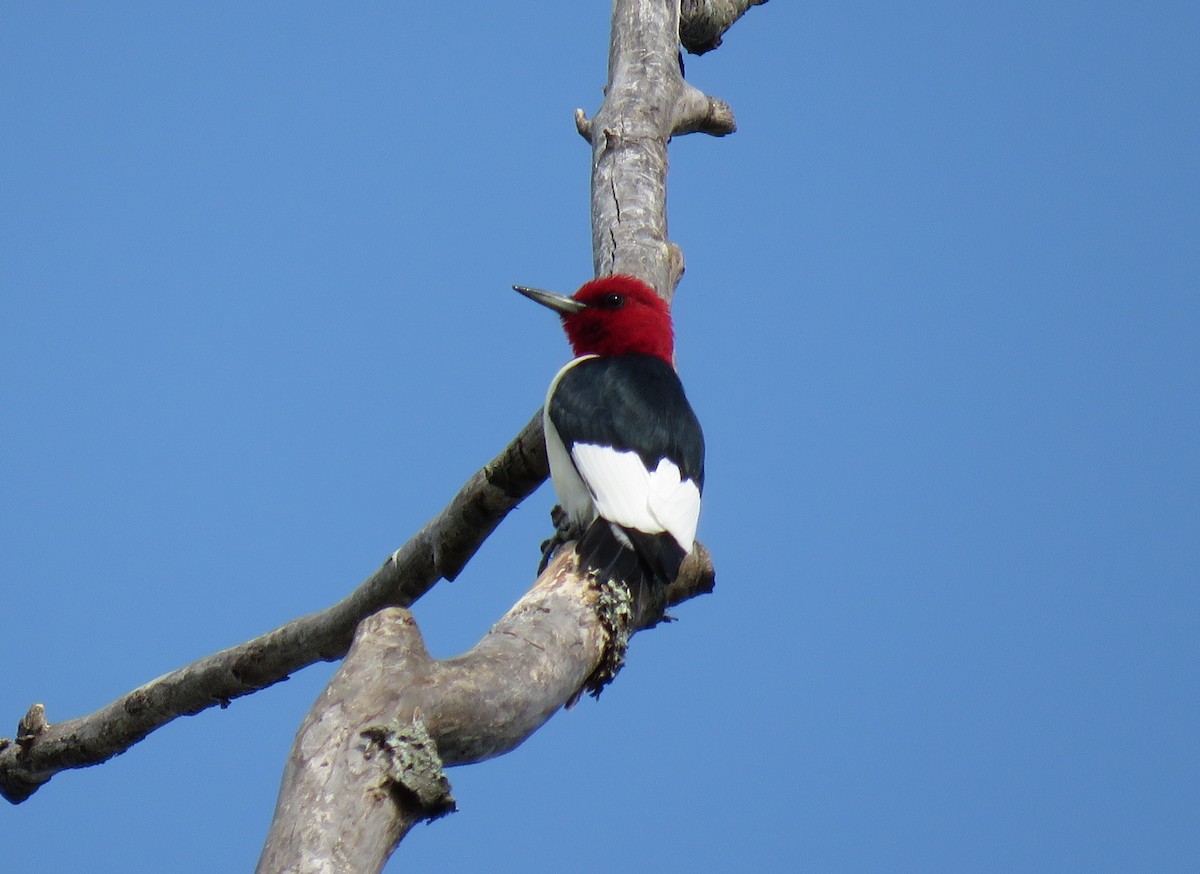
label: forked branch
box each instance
[255,548,715,873]
[3,11,753,865]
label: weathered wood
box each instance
[3,14,751,871]
[577,0,735,303]
[255,3,741,867]
[256,548,715,874]
[0,411,547,805]
[680,0,769,55]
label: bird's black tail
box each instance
[575,519,685,624]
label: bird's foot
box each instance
[537,505,578,574]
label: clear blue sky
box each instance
[3,3,1197,872]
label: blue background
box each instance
[2,3,1197,871]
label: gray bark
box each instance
[2,3,756,870]
[680,0,769,55]
[577,0,736,301]
[0,413,548,804]
[255,1,745,869]
[255,549,715,874]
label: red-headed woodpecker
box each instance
[514,275,705,613]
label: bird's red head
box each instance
[515,275,674,364]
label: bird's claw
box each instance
[537,506,577,574]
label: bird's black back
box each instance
[548,354,705,489]
[551,354,705,619]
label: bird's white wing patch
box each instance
[570,444,700,552]
[646,457,701,551]
[570,444,654,530]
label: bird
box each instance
[514,275,705,619]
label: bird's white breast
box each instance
[543,356,599,529]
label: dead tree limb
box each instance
[0,412,547,804]
[255,548,715,874]
[576,0,736,301]
[256,0,746,868]
[3,8,755,867]
[0,406,711,807]
[680,0,769,55]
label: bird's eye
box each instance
[601,293,625,309]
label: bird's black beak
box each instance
[513,285,587,314]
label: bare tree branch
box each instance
[5,13,756,873]
[680,0,768,55]
[256,2,746,865]
[0,412,547,804]
[0,404,715,806]
[576,0,737,301]
[256,549,715,874]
